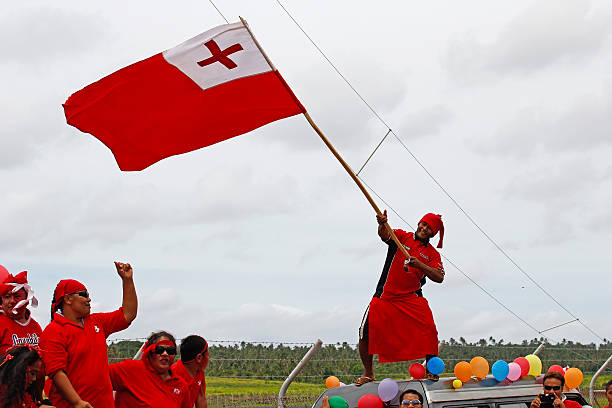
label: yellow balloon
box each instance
[325,376,340,389]
[525,355,542,377]
[564,368,583,389]
[453,379,463,389]
[470,357,489,379]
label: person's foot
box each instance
[354,375,376,386]
[425,372,439,381]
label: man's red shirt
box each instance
[381,229,444,297]
[563,399,582,408]
[0,311,42,354]
[110,358,190,408]
[172,359,206,408]
[39,308,129,408]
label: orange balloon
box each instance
[564,368,583,389]
[326,376,340,389]
[470,357,489,379]
[454,361,472,383]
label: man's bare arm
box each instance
[115,262,138,324]
[377,210,391,241]
[409,259,444,283]
[51,370,93,408]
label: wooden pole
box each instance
[303,112,411,260]
[240,16,410,260]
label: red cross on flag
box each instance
[63,20,305,171]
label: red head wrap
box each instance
[419,213,444,248]
[0,271,29,296]
[52,279,87,314]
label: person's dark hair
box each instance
[0,346,42,408]
[50,286,62,320]
[146,330,176,347]
[400,389,424,404]
[605,379,612,392]
[543,371,565,387]
[180,335,208,362]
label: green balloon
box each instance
[328,396,349,408]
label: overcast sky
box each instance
[1,0,611,348]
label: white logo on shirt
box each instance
[94,325,100,333]
[197,381,202,386]
[174,388,180,394]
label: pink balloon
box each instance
[507,362,522,381]
[0,264,9,282]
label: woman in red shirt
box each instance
[0,346,54,408]
[110,331,189,408]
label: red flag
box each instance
[64,21,305,171]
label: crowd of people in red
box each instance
[0,263,208,408]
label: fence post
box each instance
[589,353,612,407]
[278,339,323,408]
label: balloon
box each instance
[453,379,463,389]
[427,357,445,375]
[358,394,384,408]
[525,355,542,376]
[507,362,522,381]
[514,357,530,377]
[564,368,583,389]
[0,265,9,283]
[325,376,340,389]
[492,360,509,381]
[328,396,349,408]
[409,363,426,379]
[378,378,399,402]
[548,365,564,374]
[454,361,472,383]
[470,357,490,379]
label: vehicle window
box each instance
[444,405,491,408]
[498,403,529,408]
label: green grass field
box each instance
[207,377,324,396]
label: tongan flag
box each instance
[64,20,305,171]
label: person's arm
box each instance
[531,395,542,408]
[115,262,138,324]
[50,370,93,408]
[377,210,391,241]
[409,258,445,283]
[195,391,207,408]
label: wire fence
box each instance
[106,339,612,407]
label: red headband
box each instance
[419,213,444,248]
[51,279,87,313]
[143,339,176,360]
[0,271,28,296]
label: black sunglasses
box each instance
[544,385,561,391]
[154,345,177,355]
[401,400,422,406]
[70,291,89,299]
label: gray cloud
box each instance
[446,0,612,80]
[0,6,108,65]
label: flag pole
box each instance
[240,16,411,259]
[301,112,410,259]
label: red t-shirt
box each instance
[563,399,582,408]
[110,358,190,408]
[39,308,129,408]
[0,311,42,354]
[382,230,444,297]
[172,359,206,408]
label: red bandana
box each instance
[419,213,444,248]
[52,279,87,314]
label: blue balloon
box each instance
[427,357,445,375]
[492,360,509,381]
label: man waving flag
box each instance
[64,19,305,171]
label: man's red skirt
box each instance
[368,293,439,362]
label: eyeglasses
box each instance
[154,345,177,355]
[70,291,89,299]
[544,385,561,391]
[401,400,422,406]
